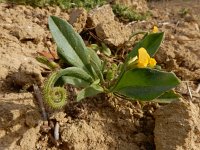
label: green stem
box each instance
[128,31,147,42]
[36,56,59,70]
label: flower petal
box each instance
[137,47,150,68]
[152,26,159,33]
[149,58,157,68]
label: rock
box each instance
[154,99,200,150]
[69,8,87,33]
[112,0,149,12]
[87,4,115,28]
[95,21,132,46]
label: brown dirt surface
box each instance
[0,0,200,150]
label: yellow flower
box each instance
[152,26,159,33]
[137,47,157,68]
[149,58,157,68]
[137,48,150,68]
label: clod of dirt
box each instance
[88,5,132,47]
[69,8,87,33]
[0,3,71,93]
[176,81,200,99]
[10,20,45,42]
[95,20,132,47]
[154,99,200,150]
[11,61,45,89]
[113,0,149,12]
[61,119,140,150]
[49,112,69,126]
[19,127,40,149]
[61,120,108,150]
[87,5,115,28]
[0,92,42,149]
[25,110,42,127]
[59,97,156,150]
[155,39,200,81]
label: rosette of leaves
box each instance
[39,16,180,109]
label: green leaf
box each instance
[101,43,111,56]
[88,48,102,69]
[76,81,104,101]
[112,68,181,100]
[55,67,94,87]
[88,44,99,52]
[48,16,93,75]
[153,90,181,103]
[36,56,59,70]
[125,32,164,62]
[88,48,104,81]
[59,76,91,87]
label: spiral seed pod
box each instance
[43,72,67,109]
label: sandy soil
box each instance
[0,0,199,150]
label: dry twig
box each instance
[186,82,193,100]
[33,84,48,121]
